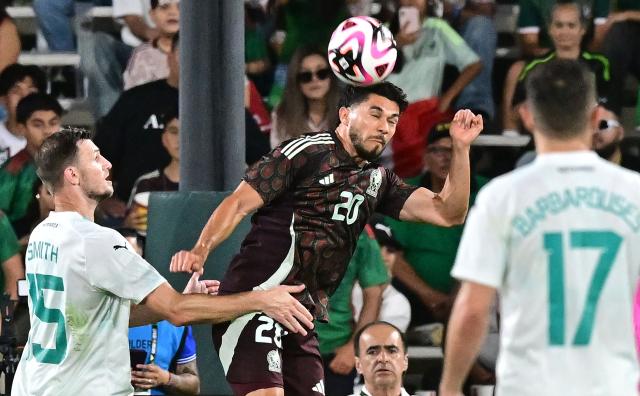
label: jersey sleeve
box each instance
[376,169,420,220]
[175,326,197,365]
[451,184,507,289]
[243,138,312,205]
[355,229,389,289]
[84,229,165,304]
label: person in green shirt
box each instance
[388,121,487,327]
[0,92,62,239]
[316,226,389,396]
[0,210,22,301]
[517,0,609,57]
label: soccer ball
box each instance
[327,16,397,86]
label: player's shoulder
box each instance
[276,131,335,160]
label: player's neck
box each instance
[53,191,97,221]
[164,160,180,183]
[534,132,591,154]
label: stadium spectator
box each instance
[0,64,46,165]
[0,210,23,301]
[32,0,112,52]
[600,0,640,117]
[352,217,412,332]
[383,0,482,177]
[0,93,62,239]
[387,121,487,327]
[440,59,640,396]
[123,108,179,237]
[13,128,314,395]
[270,45,342,148]
[516,0,608,57]
[316,227,388,396]
[129,322,200,395]
[444,0,498,123]
[267,0,349,107]
[81,0,159,118]
[94,33,179,222]
[352,321,410,396]
[0,3,20,73]
[245,0,273,97]
[502,0,610,134]
[123,0,179,90]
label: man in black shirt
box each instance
[94,34,180,222]
[171,82,483,395]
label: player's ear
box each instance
[63,165,80,186]
[518,102,535,133]
[339,106,351,126]
[355,356,363,374]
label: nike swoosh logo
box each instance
[113,245,128,251]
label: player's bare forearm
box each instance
[440,281,495,393]
[163,361,200,395]
[399,110,480,225]
[172,182,264,273]
[194,183,263,257]
[143,283,313,334]
[129,303,164,327]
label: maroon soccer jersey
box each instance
[219,131,418,321]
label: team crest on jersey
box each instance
[267,349,281,373]
[366,169,382,197]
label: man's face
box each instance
[592,109,623,159]
[161,117,180,160]
[356,324,408,390]
[75,140,114,202]
[424,136,452,181]
[343,94,400,162]
[21,110,61,150]
[150,1,180,35]
[6,77,38,115]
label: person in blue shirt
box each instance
[129,321,199,395]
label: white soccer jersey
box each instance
[452,151,640,396]
[12,212,165,396]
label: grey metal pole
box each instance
[180,0,245,192]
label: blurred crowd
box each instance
[0,0,639,394]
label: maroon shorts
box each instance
[212,312,325,395]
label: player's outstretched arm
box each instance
[132,282,314,334]
[439,280,495,396]
[170,181,265,273]
[399,109,482,226]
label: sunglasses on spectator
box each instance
[598,119,621,131]
[297,68,331,83]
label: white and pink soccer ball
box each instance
[327,16,398,86]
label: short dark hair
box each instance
[0,64,46,96]
[525,59,596,139]
[339,82,408,114]
[35,128,93,193]
[354,321,407,356]
[16,93,63,124]
[551,0,588,26]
